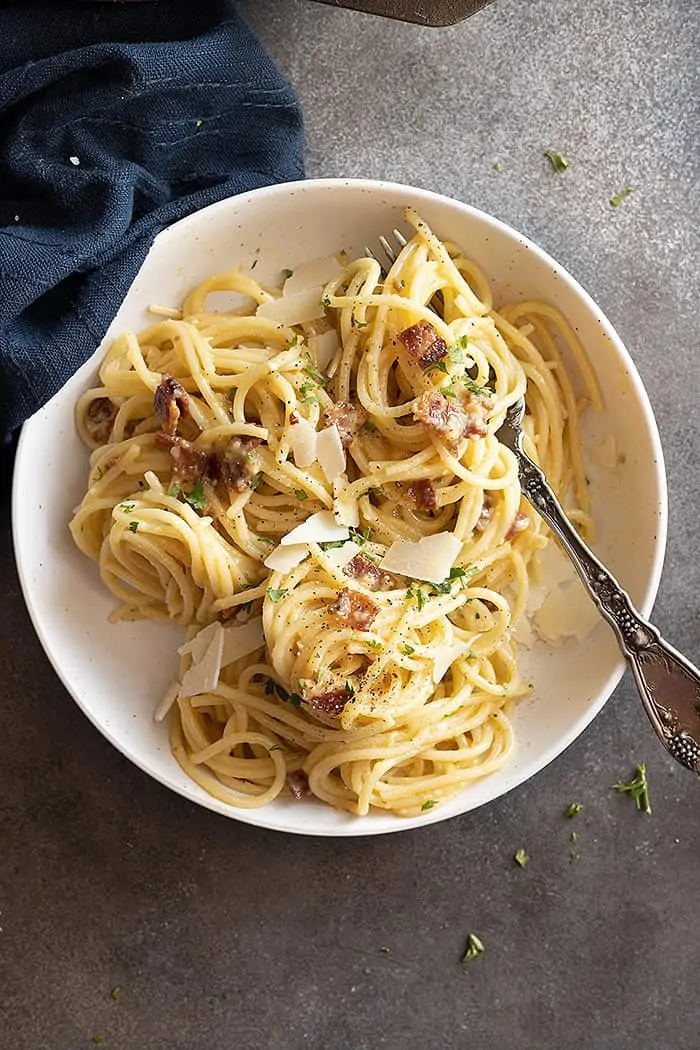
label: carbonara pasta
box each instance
[69,208,601,817]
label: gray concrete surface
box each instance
[2,1,699,1047]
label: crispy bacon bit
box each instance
[329,587,380,630]
[475,492,494,533]
[305,690,349,716]
[154,375,189,436]
[506,510,529,540]
[286,770,311,800]
[208,436,262,492]
[156,433,208,482]
[414,389,492,448]
[406,478,437,513]
[322,401,366,448]
[344,553,399,592]
[84,397,118,445]
[398,322,447,367]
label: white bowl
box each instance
[12,178,667,836]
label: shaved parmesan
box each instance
[380,532,463,584]
[283,255,343,297]
[221,618,265,668]
[264,543,309,573]
[322,540,361,572]
[313,328,339,370]
[533,581,599,645]
[257,288,325,326]
[177,620,220,662]
[281,510,349,547]
[432,642,470,684]
[316,424,345,482]
[179,624,224,698]
[289,415,318,468]
[154,680,180,723]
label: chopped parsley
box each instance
[349,525,371,545]
[544,149,569,173]
[400,643,416,656]
[294,489,308,501]
[421,799,437,811]
[91,1039,104,1046]
[366,639,383,651]
[299,381,318,404]
[128,521,139,533]
[610,187,635,207]
[432,565,477,595]
[320,295,331,308]
[119,502,135,512]
[570,851,581,865]
[448,335,470,362]
[570,831,579,842]
[565,802,583,818]
[493,160,502,172]
[461,933,485,966]
[303,353,328,387]
[267,588,288,603]
[282,268,294,279]
[345,680,355,695]
[250,472,263,490]
[351,314,368,329]
[184,480,206,510]
[514,847,528,867]
[406,582,428,611]
[613,762,651,813]
[167,481,180,498]
[425,359,448,375]
[109,987,121,1001]
[95,466,104,481]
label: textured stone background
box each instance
[1,1,699,1047]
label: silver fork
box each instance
[372,230,700,777]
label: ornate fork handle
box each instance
[516,448,700,775]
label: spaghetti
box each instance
[70,208,601,817]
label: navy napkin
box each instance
[0,1,305,443]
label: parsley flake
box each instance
[421,799,437,811]
[128,521,139,533]
[493,160,502,172]
[544,149,569,173]
[167,481,180,498]
[320,295,331,308]
[267,588,288,603]
[349,525,371,545]
[406,582,428,611]
[565,802,583,818]
[514,847,528,868]
[610,187,635,207]
[461,933,485,966]
[400,644,416,656]
[613,762,651,813]
[570,851,581,865]
[184,480,206,510]
[294,489,308,501]
[119,502,135,512]
[109,987,121,1001]
[366,639,383,651]
[303,354,328,387]
[299,381,318,404]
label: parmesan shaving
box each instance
[264,543,310,573]
[283,255,343,297]
[289,415,318,468]
[313,328,339,370]
[379,532,463,584]
[316,424,345,482]
[281,511,349,547]
[256,288,325,326]
[154,680,180,723]
[177,620,220,662]
[322,540,361,572]
[432,642,470,684]
[179,624,224,697]
[221,618,265,668]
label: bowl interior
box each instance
[12,179,667,836]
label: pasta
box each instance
[69,208,601,818]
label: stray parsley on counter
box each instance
[514,847,528,867]
[565,802,583,818]
[613,762,651,813]
[461,933,485,966]
[610,187,635,207]
[544,149,569,173]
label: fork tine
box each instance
[378,234,397,264]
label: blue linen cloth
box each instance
[0,1,305,442]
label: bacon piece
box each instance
[475,492,494,533]
[344,553,399,592]
[398,322,447,367]
[286,770,311,800]
[156,433,208,482]
[329,587,379,630]
[406,478,437,512]
[208,436,262,492]
[84,397,118,445]
[304,690,349,716]
[154,375,189,436]
[414,389,492,448]
[506,510,529,540]
[322,401,366,449]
